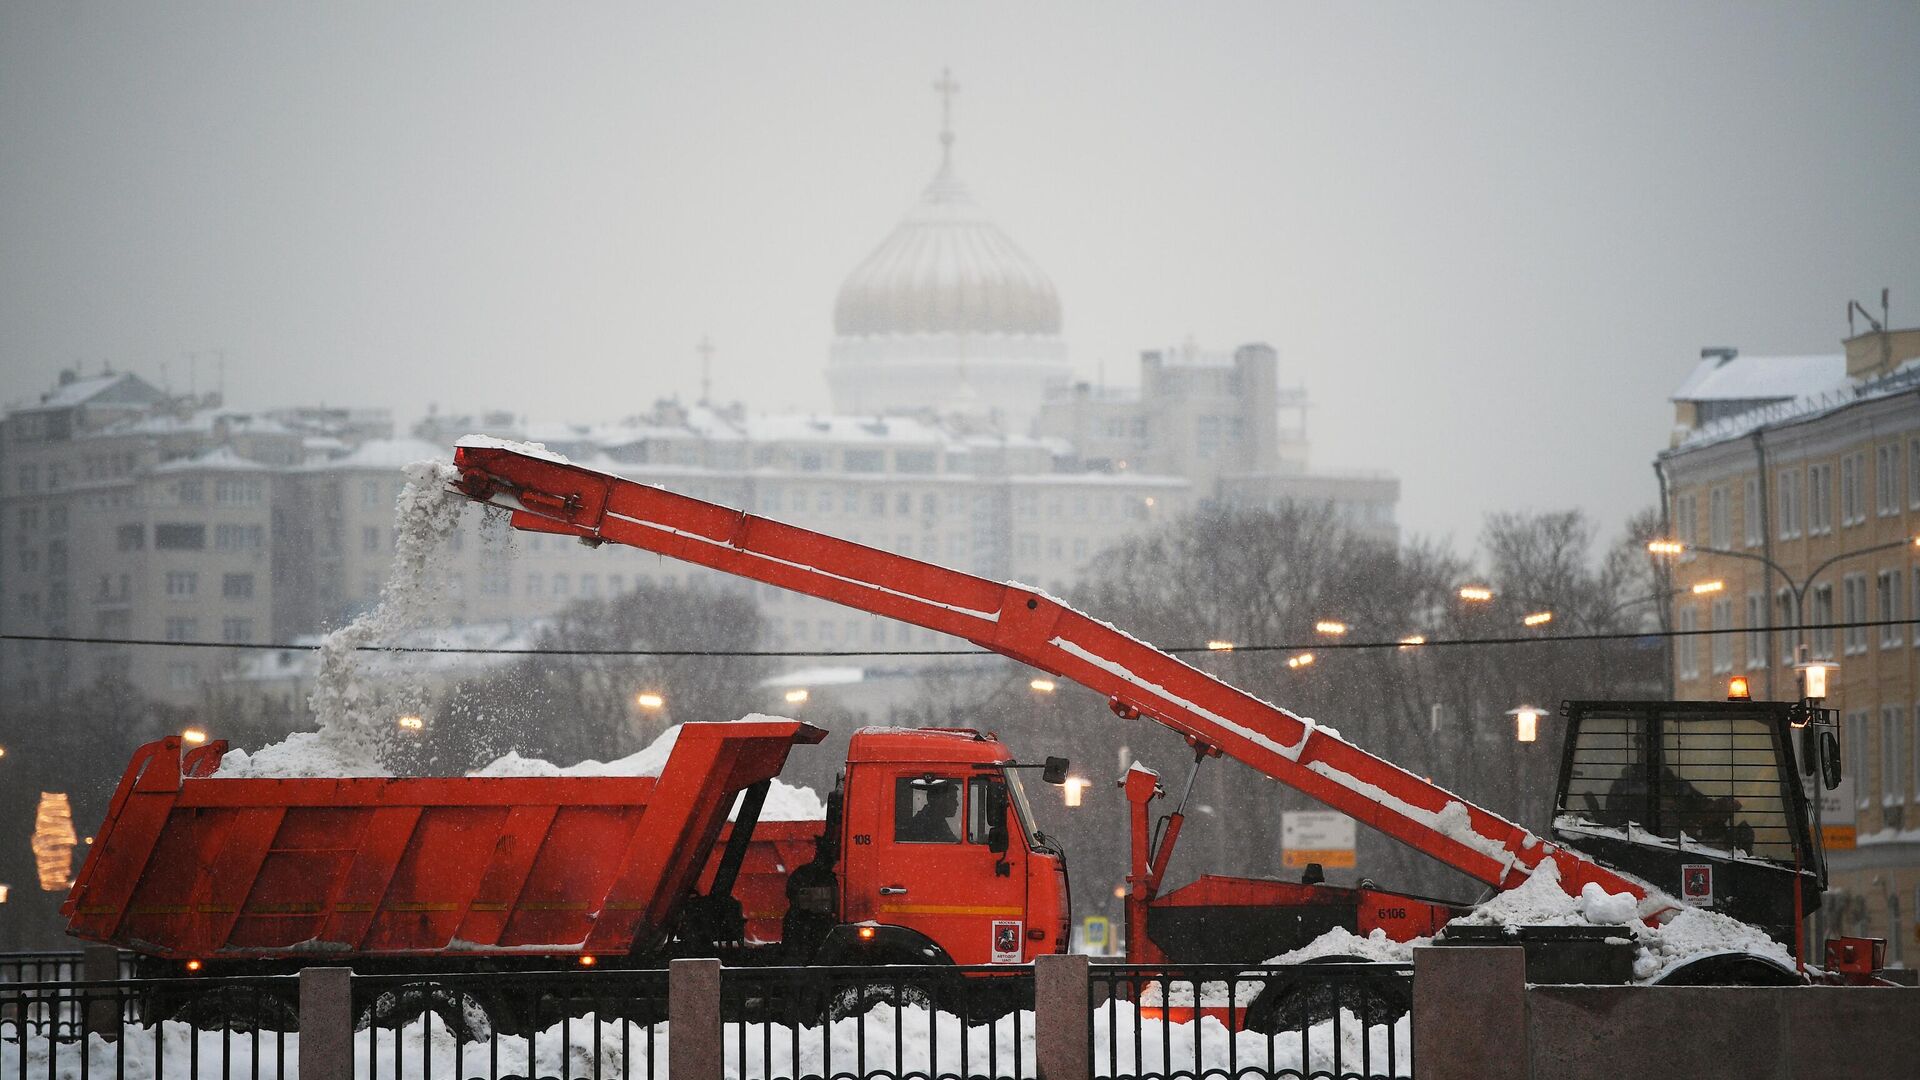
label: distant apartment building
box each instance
[1658,315,1920,957]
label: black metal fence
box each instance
[718,964,1035,1080]
[352,968,669,1080]
[0,959,1411,1080]
[0,975,297,1080]
[0,954,133,988]
[1090,963,1414,1080]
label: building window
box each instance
[163,617,198,642]
[1708,486,1730,548]
[526,573,543,598]
[154,524,206,550]
[167,663,197,691]
[1846,710,1869,809]
[1672,492,1698,549]
[1883,706,1907,806]
[1842,574,1868,655]
[1745,592,1767,669]
[165,572,197,598]
[1878,444,1900,517]
[215,479,260,506]
[1710,598,1734,674]
[1879,569,1903,649]
[116,524,144,551]
[1676,606,1699,678]
[223,573,254,600]
[896,450,936,474]
[221,617,254,644]
[1811,584,1835,658]
[1910,438,1920,509]
[1838,454,1859,523]
[1809,463,1833,534]
[1743,477,1762,546]
[216,524,264,551]
[1777,468,1801,538]
[362,526,381,553]
[1778,589,1798,664]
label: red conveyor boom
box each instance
[450,440,1647,904]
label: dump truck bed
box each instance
[63,720,825,961]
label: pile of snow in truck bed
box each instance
[218,721,828,820]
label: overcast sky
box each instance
[3,2,1917,548]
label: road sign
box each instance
[1082,916,1110,951]
[1282,810,1356,869]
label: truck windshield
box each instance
[1003,769,1048,850]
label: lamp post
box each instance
[1647,535,1920,699]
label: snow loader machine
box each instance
[431,440,1874,985]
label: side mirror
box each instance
[986,782,1010,853]
[1042,756,1069,786]
[1821,731,1842,791]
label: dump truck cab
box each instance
[814,727,1068,966]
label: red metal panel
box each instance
[68,722,823,960]
[451,443,1649,907]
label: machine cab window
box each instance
[894,776,962,844]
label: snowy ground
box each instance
[0,1002,1407,1079]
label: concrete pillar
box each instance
[1412,946,1527,1080]
[1034,953,1090,1080]
[669,958,723,1080]
[297,968,354,1080]
[82,945,122,1039]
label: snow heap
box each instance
[468,720,829,820]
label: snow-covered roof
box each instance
[1671,356,1920,452]
[304,437,447,471]
[759,666,866,688]
[1670,353,1845,403]
[33,372,135,409]
[151,446,272,474]
[739,414,945,444]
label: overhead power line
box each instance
[3,619,1913,659]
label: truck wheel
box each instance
[168,986,301,1033]
[826,978,942,1021]
[359,986,492,1041]
[1243,957,1410,1034]
[1650,951,1802,986]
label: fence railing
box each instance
[0,956,1414,1080]
[0,975,298,1080]
[718,964,1036,1080]
[0,953,133,987]
[1091,962,1413,1080]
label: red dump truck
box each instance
[64,721,1070,980]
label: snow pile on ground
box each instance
[1270,926,1418,966]
[468,720,828,820]
[0,1003,1405,1080]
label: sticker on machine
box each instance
[991,920,1023,963]
[1680,864,1713,907]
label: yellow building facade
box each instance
[1660,324,1920,962]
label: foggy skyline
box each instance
[3,2,1917,549]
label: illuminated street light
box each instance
[1507,705,1544,744]
[1063,776,1091,808]
[1397,635,1426,649]
[784,688,810,705]
[1522,611,1553,627]
[1205,640,1235,652]
[0,884,9,904]
[181,729,207,745]
[396,715,425,732]
[1286,652,1315,670]
[1690,580,1725,595]
[1646,539,1686,556]
[635,692,665,711]
[1113,884,1127,900]
[1314,620,1349,637]
[1458,586,1493,602]
[1029,678,1057,693]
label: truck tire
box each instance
[1243,957,1410,1034]
[167,986,301,1034]
[359,985,491,1041]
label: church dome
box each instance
[832,162,1061,338]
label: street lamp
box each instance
[1286,652,1315,669]
[1522,611,1553,627]
[1028,678,1057,693]
[1690,579,1725,595]
[1063,776,1090,807]
[1648,535,1920,697]
[181,728,207,745]
[1205,640,1235,652]
[396,715,425,732]
[1507,705,1544,743]
[783,688,809,705]
[635,692,665,711]
[1458,586,1494,602]
[1314,620,1349,637]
